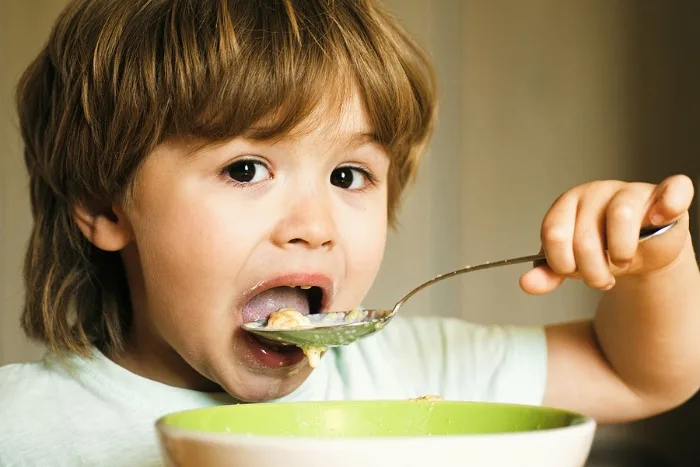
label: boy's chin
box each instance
[226,365,313,402]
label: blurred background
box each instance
[1,1,698,465]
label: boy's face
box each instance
[118,92,389,401]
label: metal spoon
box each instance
[242,221,677,348]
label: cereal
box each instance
[264,308,327,368]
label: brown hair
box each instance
[16,0,437,356]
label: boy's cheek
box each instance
[125,227,251,334]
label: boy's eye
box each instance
[225,160,271,184]
[330,166,371,190]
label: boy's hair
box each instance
[16,0,437,356]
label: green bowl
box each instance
[156,400,596,467]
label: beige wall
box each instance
[1,0,699,464]
[460,0,632,327]
[1,0,70,365]
[454,2,700,465]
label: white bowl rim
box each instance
[157,419,597,448]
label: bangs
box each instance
[155,0,436,152]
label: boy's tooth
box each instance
[300,286,311,290]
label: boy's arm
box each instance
[520,176,700,423]
[544,233,700,423]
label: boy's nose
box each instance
[271,190,337,250]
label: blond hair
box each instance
[16,0,437,356]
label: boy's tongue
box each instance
[242,287,309,323]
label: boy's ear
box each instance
[73,201,132,251]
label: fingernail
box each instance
[603,279,616,291]
[650,210,664,226]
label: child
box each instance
[1,0,699,465]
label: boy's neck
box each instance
[108,336,222,393]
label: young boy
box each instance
[1,0,699,465]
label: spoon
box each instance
[242,221,678,348]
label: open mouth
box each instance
[241,285,325,325]
[240,279,330,368]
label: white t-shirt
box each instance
[0,316,547,466]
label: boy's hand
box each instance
[520,174,694,295]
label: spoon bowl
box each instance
[242,221,677,348]
[243,309,393,347]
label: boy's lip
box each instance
[241,332,308,369]
[238,272,336,319]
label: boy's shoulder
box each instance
[0,358,61,414]
[0,358,78,463]
[0,354,92,404]
[0,355,164,466]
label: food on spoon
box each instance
[319,308,368,324]
[264,308,326,368]
[344,308,368,323]
[319,311,346,323]
[265,307,312,329]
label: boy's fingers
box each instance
[540,193,579,276]
[648,175,694,226]
[572,185,618,290]
[605,184,652,268]
[520,265,566,295]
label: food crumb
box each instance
[301,346,324,368]
[409,395,443,401]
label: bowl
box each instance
[156,400,596,467]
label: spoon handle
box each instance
[392,220,678,314]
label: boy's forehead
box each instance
[168,88,381,157]
[249,89,377,146]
